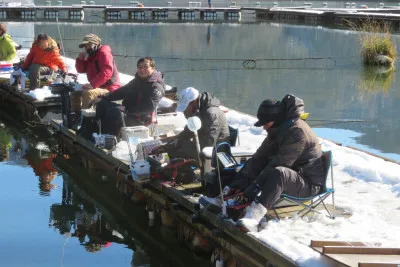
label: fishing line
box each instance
[309,120,369,127]
[56,16,68,73]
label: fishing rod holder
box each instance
[49,73,79,129]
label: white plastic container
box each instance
[155,112,187,135]
[121,126,149,141]
[131,159,150,181]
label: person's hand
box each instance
[78,52,86,60]
[82,83,93,90]
[243,183,261,200]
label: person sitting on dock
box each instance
[21,33,67,90]
[167,87,230,163]
[0,24,18,63]
[71,33,120,113]
[91,57,165,137]
[200,94,326,232]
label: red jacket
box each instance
[21,37,67,72]
[75,45,120,92]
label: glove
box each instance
[229,177,250,192]
[243,183,261,200]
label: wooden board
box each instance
[311,240,400,267]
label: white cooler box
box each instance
[155,112,187,135]
[201,146,256,174]
[121,126,149,142]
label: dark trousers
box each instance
[255,166,320,209]
[96,100,142,137]
[28,64,53,90]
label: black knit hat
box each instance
[254,99,284,127]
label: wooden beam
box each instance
[323,246,400,255]
[311,240,382,248]
[359,263,400,267]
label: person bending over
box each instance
[167,87,230,163]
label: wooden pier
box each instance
[1,4,400,24]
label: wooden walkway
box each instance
[49,118,400,267]
[311,240,400,267]
[1,4,400,24]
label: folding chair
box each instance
[272,150,336,219]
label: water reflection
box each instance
[24,145,58,196]
[359,65,395,94]
[49,177,138,256]
[0,124,12,162]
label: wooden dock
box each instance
[1,4,400,24]
[48,117,399,267]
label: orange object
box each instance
[21,37,67,72]
[138,3,144,7]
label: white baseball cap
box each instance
[176,87,199,112]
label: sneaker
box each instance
[199,196,223,213]
[236,202,267,232]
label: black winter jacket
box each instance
[240,94,326,187]
[178,92,230,149]
[102,70,165,117]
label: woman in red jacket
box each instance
[21,33,67,90]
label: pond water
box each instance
[1,17,400,266]
[0,122,207,266]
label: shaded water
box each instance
[0,121,207,266]
[8,21,399,160]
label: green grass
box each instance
[351,20,397,66]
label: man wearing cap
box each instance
[71,33,120,112]
[200,94,325,232]
[168,87,230,162]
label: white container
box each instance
[155,112,187,135]
[121,126,149,141]
[131,159,150,181]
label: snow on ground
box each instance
[9,51,400,265]
[224,107,400,265]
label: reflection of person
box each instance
[202,94,326,232]
[92,57,165,137]
[24,148,58,195]
[38,171,58,194]
[71,33,120,112]
[21,33,67,90]
[0,23,17,62]
[167,87,230,162]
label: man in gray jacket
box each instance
[201,94,325,232]
[168,87,230,163]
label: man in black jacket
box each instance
[200,94,325,232]
[92,57,165,137]
[168,87,230,162]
